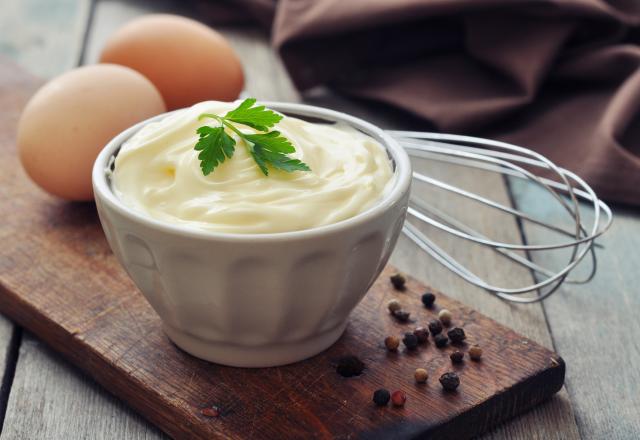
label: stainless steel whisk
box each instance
[387,130,613,303]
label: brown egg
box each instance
[18,64,166,201]
[100,14,244,110]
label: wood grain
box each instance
[510,177,640,439]
[0,59,567,439]
[0,1,584,438]
[0,1,90,432]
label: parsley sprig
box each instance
[195,98,311,176]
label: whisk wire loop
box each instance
[388,131,613,303]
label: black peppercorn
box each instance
[421,292,436,308]
[373,389,391,406]
[403,332,419,350]
[434,333,448,348]
[450,350,464,364]
[392,309,410,322]
[413,327,429,344]
[439,372,460,391]
[428,319,443,336]
[447,327,466,344]
[390,273,406,290]
[336,355,364,377]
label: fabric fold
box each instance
[204,0,640,205]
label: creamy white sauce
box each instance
[112,101,394,234]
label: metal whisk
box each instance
[387,131,613,303]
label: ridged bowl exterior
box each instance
[93,103,411,367]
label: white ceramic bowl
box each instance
[92,102,411,367]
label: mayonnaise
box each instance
[112,101,394,234]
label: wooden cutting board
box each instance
[0,61,564,440]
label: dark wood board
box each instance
[0,60,564,440]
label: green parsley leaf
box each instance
[243,131,295,154]
[194,126,236,175]
[245,131,309,175]
[195,98,310,176]
[250,145,311,176]
[224,98,283,131]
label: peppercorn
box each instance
[392,309,410,322]
[373,389,391,406]
[447,327,466,344]
[336,355,365,377]
[434,333,448,348]
[421,291,436,308]
[428,319,443,336]
[450,350,464,364]
[469,345,483,361]
[201,406,220,417]
[391,390,406,407]
[439,372,460,391]
[390,273,406,291]
[438,309,452,326]
[413,327,429,344]
[403,332,419,350]
[387,299,402,313]
[384,336,400,352]
[414,368,428,383]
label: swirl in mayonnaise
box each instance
[112,101,394,234]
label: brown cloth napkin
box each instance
[202,0,640,205]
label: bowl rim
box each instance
[92,101,412,243]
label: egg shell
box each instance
[100,14,244,110]
[18,64,166,201]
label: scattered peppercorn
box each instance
[201,406,220,417]
[391,390,407,407]
[384,336,400,352]
[434,333,448,348]
[390,273,406,291]
[428,319,443,336]
[447,327,466,344]
[336,355,365,377]
[421,291,436,308]
[373,389,391,406]
[469,345,483,361]
[387,299,402,313]
[450,350,464,364]
[413,327,429,343]
[438,309,452,326]
[403,332,419,350]
[439,372,460,391]
[392,309,410,322]
[414,368,428,383]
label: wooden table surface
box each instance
[1,1,638,439]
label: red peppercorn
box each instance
[391,390,407,407]
[201,406,220,417]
